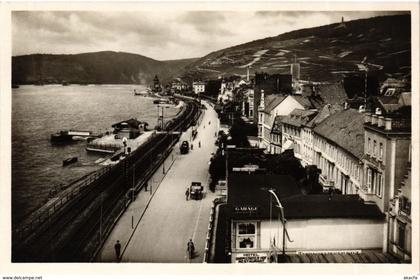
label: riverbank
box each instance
[12,85,181,227]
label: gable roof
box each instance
[281,108,318,127]
[306,104,343,128]
[313,108,365,159]
[291,95,314,109]
[263,94,287,113]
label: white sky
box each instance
[12,10,407,60]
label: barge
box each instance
[51,130,97,143]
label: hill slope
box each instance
[12,51,197,85]
[182,14,411,83]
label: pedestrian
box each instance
[114,240,121,262]
[144,183,148,192]
[198,141,201,148]
[190,143,193,150]
[185,188,190,201]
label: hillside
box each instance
[182,14,411,83]
[12,51,197,85]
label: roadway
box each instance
[98,100,220,263]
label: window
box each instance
[375,173,382,197]
[367,168,372,191]
[237,223,257,249]
[379,143,384,160]
[397,222,406,248]
[399,196,411,215]
[368,138,371,154]
[373,140,377,157]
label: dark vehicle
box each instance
[189,182,203,200]
[180,141,189,154]
[63,157,78,166]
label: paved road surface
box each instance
[98,101,220,263]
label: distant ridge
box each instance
[12,51,197,85]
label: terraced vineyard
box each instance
[182,14,411,83]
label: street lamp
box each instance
[267,188,293,263]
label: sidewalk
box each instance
[97,113,206,262]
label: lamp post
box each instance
[267,189,293,262]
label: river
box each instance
[12,84,180,227]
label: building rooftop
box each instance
[281,108,318,128]
[313,108,365,159]
[262,95,287,114]
[228,173,384,220]
[306,104,343,128]
[228,173,302,207]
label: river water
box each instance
[12,84,180,227]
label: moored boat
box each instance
[63,157,78,166]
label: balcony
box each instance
[319,174,334,188]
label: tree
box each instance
[208,149,226,192]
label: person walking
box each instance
[187,239,195,259]
[185,188,190,201]
[198,141,201,148]
[114,240,121,262]
[190,143,193,150]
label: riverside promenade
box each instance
[98,100,220,263]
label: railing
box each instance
[203,197,226,263]
[14,164,116,244]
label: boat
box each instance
[153,98,172,105]
[51,130,93,143]
[134,88,152,96]
[63,157,78,166]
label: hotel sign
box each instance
[235,252,267,263]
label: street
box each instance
[98,100,220,263]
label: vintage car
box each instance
[189,182,204,200]
[180,140,189,154]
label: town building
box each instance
[312,108,365,194]
[192,81,206,95]
[227,172,385,263]
[301,104,343,166]
[252,72,292,124]
[361,97,411,214]
[112,118,148,139]
[388,144,411,262]
[241,88,255,121]
[280,108,318,161]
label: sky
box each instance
[12,10,407,60]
